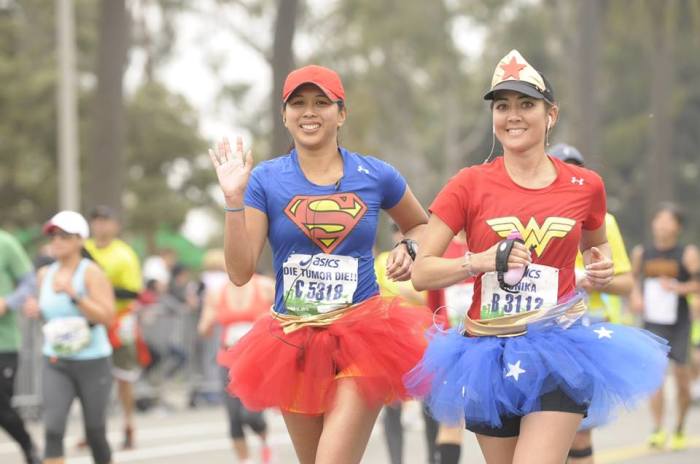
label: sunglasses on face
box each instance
[49,230,79,240]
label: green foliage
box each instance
[4,0,700,252]
[0,0,209,246]
[124,82,209,240]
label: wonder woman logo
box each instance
[284,193,368,253]
[487,216,576,257]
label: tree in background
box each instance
[87,0,129,213]
[0,0,209,252]
[2,0,700,251]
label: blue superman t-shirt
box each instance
[245,147,407,315]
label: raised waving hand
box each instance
[208,136,254,204]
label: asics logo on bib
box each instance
[285,193,368,253]
[487,216,576,257]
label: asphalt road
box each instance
[2,389,698,463]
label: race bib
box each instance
[223,322,254,347]
[43,317,92,355]
[643,278,678,325]
[282,253,358,315]
[480,264,559,319]
[117,313,137,345]
[444,282,474,325]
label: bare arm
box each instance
[600,273,633,296]
[579,225,614,290]
[411,214,531,291]
[384,187,429,282]
[224,207,268,286]
[74,264,116,326]
[673,245,700,295]
[23,266,48,319]
[210,137,268,286]
[628,245,644,314]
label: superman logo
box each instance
[284,193,368,253]
[486,216,576,257]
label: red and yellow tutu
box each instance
[217,295,431,414]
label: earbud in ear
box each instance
[492,125,496,134]
[546,116,552,131]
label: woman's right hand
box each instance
[208,136,254,205]
[477,240,532,273]
[23,296,41,319]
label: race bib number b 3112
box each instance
[282,253,358,315]
[480,264,559,319]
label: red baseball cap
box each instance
[282,65,345,103]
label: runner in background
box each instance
[24,211,115,464]
[375,223,437,464]
[426,230,473,464]
[84,206,144,450]
[190,249,231,407]
[198,259,274,464]
[689,295,700,403]
[0,228,41,464]
[549,143,634,464]
[630,203,700,451]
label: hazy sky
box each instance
[122,0,485,247]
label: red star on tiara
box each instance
[500,56,527,81]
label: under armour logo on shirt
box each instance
[571,177,584,185]
[357,165,370,175]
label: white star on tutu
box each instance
[594,326,614,339]
[505,360,526,381]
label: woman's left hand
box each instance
[53,272,76,297]
[386,244,413,282]
[582,247,614,290]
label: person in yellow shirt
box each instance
[375,224,437,464]
[550,144,633,464]
[84,206,143,450]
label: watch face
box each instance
[405,240,417,259]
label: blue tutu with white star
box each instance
[404,299,669,429]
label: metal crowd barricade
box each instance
[135,295,222,409]
[13,314,43,421]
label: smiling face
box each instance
[492,90,557,155]
[282,84,346,152]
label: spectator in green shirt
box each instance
[0,229,40,464]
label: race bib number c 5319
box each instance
[282,253,359,315]
[480,264,559,319]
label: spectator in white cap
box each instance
[24,211,116,464]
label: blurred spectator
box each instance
[85,205,143,450]
[0,228,41,464]
[189,249,229,407]
[24,211,115,464]
[142,248,177,293]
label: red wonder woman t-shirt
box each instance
[430,155,606,320]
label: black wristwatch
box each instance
[394,238,418,261]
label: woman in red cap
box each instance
[405,50,669,464]
[209,64,430,463]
